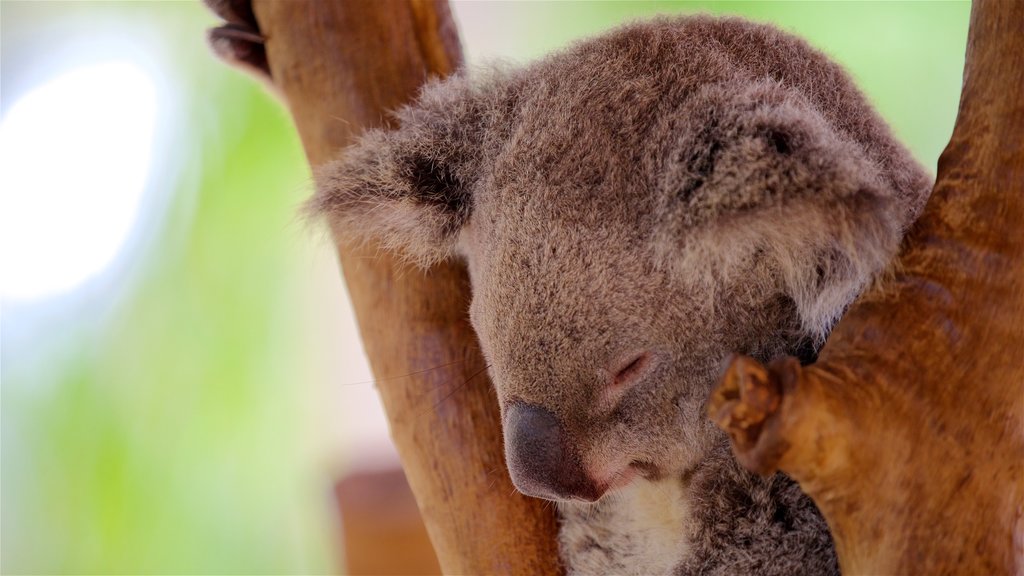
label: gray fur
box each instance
[312,16,931,575]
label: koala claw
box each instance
[208,24,268,78]
[204,0,270,81]
[710,354,802,476]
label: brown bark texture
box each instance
[204,0,562,574]
[709,1,1024,574]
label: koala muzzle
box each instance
[503,401,603,502]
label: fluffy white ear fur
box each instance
[309,68,514,267]
[667,197,896,343]
[312,132,464,267]
[653,80,910,342]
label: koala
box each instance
[311,16,931,575]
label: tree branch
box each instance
[710,1,1024,573]
[207,1,562,573]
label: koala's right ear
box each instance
[309,72,505,266]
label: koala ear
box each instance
[658,79,932,341]
[309,72,505,266]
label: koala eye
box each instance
[611,351,653,391]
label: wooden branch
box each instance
[710,1,1024,573]
[207,1,562,573]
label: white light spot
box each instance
[1,62,157,301]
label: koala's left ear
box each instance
[656,78,932,343]
[309,72,506,266]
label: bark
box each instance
[205,1,561,574]
[709,1,1024,573]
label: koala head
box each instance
[312,17,931,503]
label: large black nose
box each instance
[503,402,602,502]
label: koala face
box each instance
[462,178,716,500]
[312,16,931,503]
[457,103,800,501]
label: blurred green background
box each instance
[0,1,968,574]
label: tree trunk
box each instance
[710,1,1023,573]
[205,0,561,574]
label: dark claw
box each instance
[204,0,258,29]
[203,0,270,81]
[210,22,265,44]
[208,25,269,80]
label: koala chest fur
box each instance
[313,15,931,575]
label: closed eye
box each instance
[613,351,651,389]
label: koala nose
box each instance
[503,402,603,502]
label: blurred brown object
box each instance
[335,467,441,576]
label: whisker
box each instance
[337,358,468,386]
[413,363,491,421]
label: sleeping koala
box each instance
[312,16,931,575]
